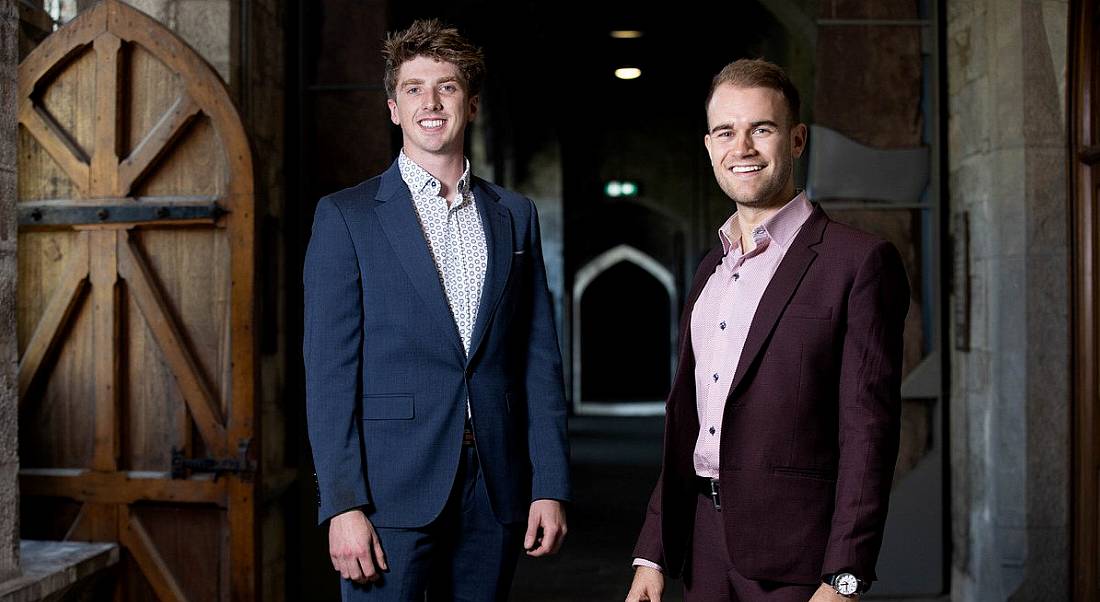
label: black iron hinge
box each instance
[171,438,256,481]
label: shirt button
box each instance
[733,273,739,281]
[709,426,716,435]
[719,321,726,330]
[712,373,719,382]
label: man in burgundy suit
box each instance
[625,59,910,602]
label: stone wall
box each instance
[0,0,21,584]
[947,0,1070,599]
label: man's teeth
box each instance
[731,165,764,173]
[420,119,444,129]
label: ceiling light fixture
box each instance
[614,67,642,80]
[610,30,643,39]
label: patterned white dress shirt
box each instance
[398,151,488,357]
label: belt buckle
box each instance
[708,479,721,510]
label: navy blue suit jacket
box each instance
[304,159,571,528]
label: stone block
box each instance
[1041,1,1069,124]
[948,9,987,95]
[175,0,231,84]
[0,541,119,601]
[1025,147,1069,250]
[1007,526,1069,601]
[0,165,14,245]
[0,463,15,581]
[119,0,169,24]
[947,77,991,162]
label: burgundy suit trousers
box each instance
[685,493,819,602]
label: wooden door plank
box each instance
[19,103,91,196]
[119,94,201,197]
[66,502,119,543]
[17,231,90,403]
[90,230,121,472]
[120,506,190,602]
[20,469,227,506]
[16,2,106,97]
[118,231,228,457]
[90,32,122,197]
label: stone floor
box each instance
[511,416,684,602]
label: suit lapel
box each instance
[726,207,828,398]
[467,178,512,362]
[374,160,464,357]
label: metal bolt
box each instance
[30,209,42,221]
[97,208,109,221]
[155,207,169,219]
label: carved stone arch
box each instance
[572,244,678,416]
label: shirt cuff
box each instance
[633,558,663,572]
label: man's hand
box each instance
[808,582,850,601]
[329,509,388,583]
[524,499,567,556]
[625,566,664,602]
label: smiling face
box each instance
[387,55,478,163]
[703,83,807,210]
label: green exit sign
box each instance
[604,180,640,198]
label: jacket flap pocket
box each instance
[785,303,833,320]
[362,394,414,420]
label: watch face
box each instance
[836,573,859,595]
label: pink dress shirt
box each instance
[634,192,814,572]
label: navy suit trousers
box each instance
[341,446,524,601]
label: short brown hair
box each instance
[382,19,486,99]
[706,59,801,124]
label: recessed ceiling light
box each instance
[615,67,642,80]
[610,30,643,39]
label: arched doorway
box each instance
[572,245,677,415]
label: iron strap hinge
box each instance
[171,438,256,481]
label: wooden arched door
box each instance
[15,1,258,600]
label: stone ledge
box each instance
[0,541,118,602]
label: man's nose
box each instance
[734,133,755,156]
[423,89,442,111]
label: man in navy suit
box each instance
[304,19,570,601]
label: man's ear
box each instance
[468,95,479,122]
[387,98,400,126]
[790,122,808,158]
[703,133,712,160]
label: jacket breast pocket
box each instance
[785,303,833,320]
[362,394,414,420]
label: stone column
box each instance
[947,0,1070,599]
[0,0,22,583]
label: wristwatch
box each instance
[828,572,866,598]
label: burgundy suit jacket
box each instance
[633,206,910,584]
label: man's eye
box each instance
[716,131,732,138]
[753,128,771,135]
[406,87,420,95]
[441,84,457,93]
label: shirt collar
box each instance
[718,191,813,255]
[398,150,473,197]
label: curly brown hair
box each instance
[382,19,486,99]
[706,59,801,125]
